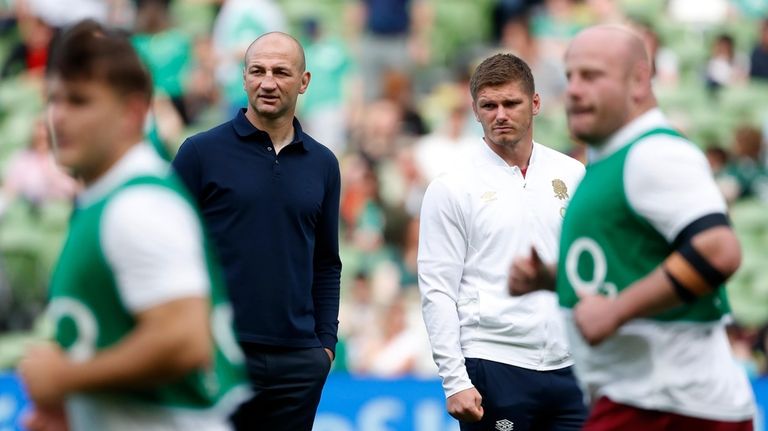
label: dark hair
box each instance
[469,53,535,100]
[48,20,153,103]
[715,33,735,51]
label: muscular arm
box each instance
[618,226,739,319]
[21,298,211,406]
[68,298,210,390]
[576,225,740,345]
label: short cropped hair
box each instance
[469,53,535,101]
[48,20,153,103]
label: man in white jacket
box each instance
[418,53,586,431]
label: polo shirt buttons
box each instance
[267,147,272,151]
[275,160,279,164]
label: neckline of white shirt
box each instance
[477,139,540,172]
[588,107,671,163]
[77,143,166,207]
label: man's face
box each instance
[243,36,309,121]
[564,41,632,145]
[47,76,128,181]
[473,81,539,149]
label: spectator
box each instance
[749,18,768,80]
[350,99,405,162]
[628,18,680,87]
[704,145,741,203]
[299,18,353,156]
[530,0,588,62]
[498,13,567,111]
[132,0,193,124]
[722,125,768,200]
[1,117,77,211]
[347,0,433,102]
[338,272,378,373]
[183,35,220,123]
[413,99,475,182]
[211,0,287,116]
[0,1,55,79]
[358,295,421,377]
[705,33,748,91]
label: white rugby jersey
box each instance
[418,140,584,397]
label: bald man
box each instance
[172,32,341,430]
[509,26,755,430]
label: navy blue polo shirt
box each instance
[172,109,341,353]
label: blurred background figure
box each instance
[629,18,680,87]
[749,17,768,80]
[0,0,54,80]
[346,0,433,102]
[705,33,749,91]
[1,117,77,213]
[357,295,421,378]
[212,0,286,116]
[299,17,352,155]
[720,125,768,201]
[132,0,192,124]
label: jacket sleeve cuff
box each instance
[317,333,338,355]
[444,380,476,399]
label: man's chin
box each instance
[255,106,287,120]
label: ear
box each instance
[531,93,541,116]
[630,61,652,102]
[124,93,151,133]
[298,71,311,94]
[471,100,480,122]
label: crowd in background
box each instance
[0,0,767,380]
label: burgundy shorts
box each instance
[583,397,753,431]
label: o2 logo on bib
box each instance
[565,237,617,298]
[48,298,98,362]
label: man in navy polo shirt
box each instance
[172,32,341,431]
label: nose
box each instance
[260,73,277,90]
[565,75,582,101]
[494,105,508,123]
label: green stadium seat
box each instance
[727,199,768,326]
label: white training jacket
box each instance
[418,140,584,398]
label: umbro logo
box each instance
[480,191,498,202]
[495,419,514,431]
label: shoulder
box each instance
[103,185,198,231]
[535,143,585,174]
[302,132,339,164]
[100,185,203,263]
[182,121,236,150]
[628,133,707,169]
[424,168,473,202]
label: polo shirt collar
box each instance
[478,138,539,169]
[232,108,309,151]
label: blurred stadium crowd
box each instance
[0,0,767,382]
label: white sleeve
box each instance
[101,186,210,314]
[625,137,727,243]
[417,178,473,398]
